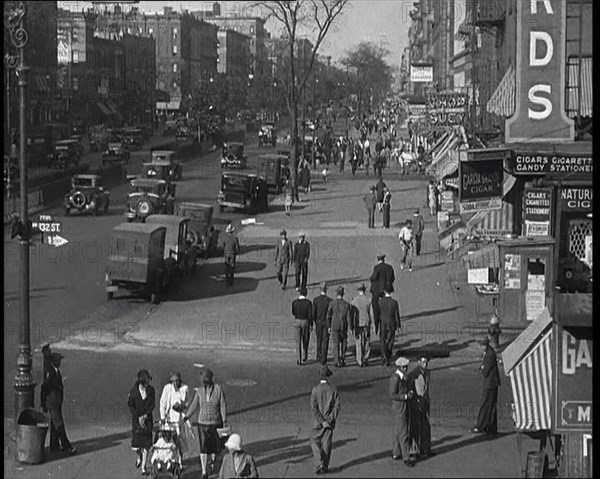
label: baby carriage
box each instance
[150,422,182,479]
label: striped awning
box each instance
[503,307,553,431]
[34,74,50,92]
[566,56,593,118]
[467,200,513,237]
[486,65,515,118]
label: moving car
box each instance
[258,153,288,194]
[177,202,218,259]
[150,150,183,180]
[122,128,143,150]
[145,214,198,281]
[64,174,110,216]
[105,223,167,303]
[258,121,277,147]
[47,139,81,169]
[175,125,197,142]
[221,142,247,169]
[125,178,175,223]
[102,141,130,166]
[141,161,178,193]
[218,172,269,214]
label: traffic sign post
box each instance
[32,215,68,247]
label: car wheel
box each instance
[72,191,86,209]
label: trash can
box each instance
[525,451,545,478]
[16,408,49,464]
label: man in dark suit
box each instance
[41,349,76,454]
[408,355,434,459]
[473,336,501,434]
[313,282,333,364]
[379,287,401,366]
[274,229,294,290]
[389,357,415,467]
[291,287,313,365]
[369,254,395,335]
[326,286,352,367]
[310,365,340,474]
[375,177,387,212]
[221,223,240,286]
[293,232,310,291]
[363,186,377,228]
[412,208,425,256]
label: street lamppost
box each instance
[312,77,319,167]
[5,0,35,422]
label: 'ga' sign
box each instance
[506,0,574,143]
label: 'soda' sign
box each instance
[506,0,574,143]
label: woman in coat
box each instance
[219,434,259,478]
[182,368,227,479]
[283,180,292,216]
[128,369,155,475]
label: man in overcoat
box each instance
[369,254,395,335]
[313,282,333,364]
[379,286,401,366]
[274,229,294,290]
[293,232,310,291]
[472,336,501,434]
[310,366,340,474]
[389,357,415,467]
[222,224,240,286]
[326,286,352,367]
[408,356,434,459]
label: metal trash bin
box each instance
[16,408,49,464]
[525,451,545,478]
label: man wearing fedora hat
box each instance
[293,232,311,291]
[351,283,373,367]
[472,336,501,434]
[389,357,415,467]
[412,208,425,256]
[310,365,340,474]
[379,286,402,367]
[313,282,333,364]
[369,253,395,335]
[292,286,313,365]
[41,348,76,455]
[221,223,240,286]
[326,286,352,367]
[274,229,294,290]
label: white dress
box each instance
[159,383,196,457]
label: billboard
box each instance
[505,0,574,142]
[410,64,434,83]
[459,159,503,202]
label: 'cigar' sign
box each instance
[505,0,574,143]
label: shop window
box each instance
[173,27,178,39]
[557,217,592,293]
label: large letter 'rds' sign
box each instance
[505,0,574,143]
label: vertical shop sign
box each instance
[523,187,553,236]
[505,0,574,142]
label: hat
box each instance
[490,314,500,325]
[298,231,306,237]
[382,283,392,294]
[336,285,345,296]
[137,369,152,382]
[320,281,328,291]
[320,365,333,378]
[357,283,367,291]
[479,336,490,346]
[201,368,214,382]
[405,219,413,226]
[225,224,234,233]
[224,434,242,452]
[170,372,182,381]
[395,357,410,367]
[50,352,64,361]
[299,287,308,296]
[377,253,386,260]
[280,229,287,236]
[414,208,420,215]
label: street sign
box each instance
[523,187,553,237]
[459,198,502,214]
[32,215,68,247]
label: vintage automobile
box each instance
[89,125,111,152]
[150,150,183,180]
[47,139,81,169]
[258,153,288,194]
[64,174,110,216]
[221,142,247,169]
[105,223,168,303]
[122,128,143,150]
[102,141,130,166]
[145,214,198,280]
[125,178,175,222]
[218,172,269,214]
[258,122,277,147]
[164,120,178,136]
[175,125,197,142]
[177,202,218,259]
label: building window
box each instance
[250,26,254,33]
[173,27,178,38]
[73,51,79,63]
[173,44,178,55]
[173,63,178,72]
[149,27,154,35]
[72,77,79,91]
[72,28,78,41]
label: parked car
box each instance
[176,125,197,142]
[47,139,81,169]
[164,120,178,136]
[177,202,218,259]
[102,141,130,166]
[258,153,288,194]
[221,142,247,169]
[150,150,183,180]
[145,214,198,281]
[218,172,269,214]
[122,128,143,150]
[125,178,175,222]
[64,174,110,216]
[105,223,168,303]
[258,122,277,147]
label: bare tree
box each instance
[254,0,348,190]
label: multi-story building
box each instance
[120,34,156,126]
[4,1,60,158]
[217,29,250,77]
[57,8,125,127]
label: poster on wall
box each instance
[526,290,546,321]
[504,254,521,289]
[523,187,553,237]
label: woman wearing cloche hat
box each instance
[219,433,259,478]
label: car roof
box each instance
[131,178,167,186]
[55,139,79,145]
[152,150,176,155]
[113,223,166,234]
[145,214,188,226]
[259,154,286,160]
[144,161,171,166]
[225,142,244,147]
[73,174,100,180]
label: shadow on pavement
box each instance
[327,449,391,473]
[42,430,131,464]
[268,204,308,213]
[402,305,463,321]
[306,276,364,289]
[413,261,446,271]
[398,338,476,359]
[430,431,514,458]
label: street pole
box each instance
[6,1,35,422]
[312,76,317,168]
[5,64,10,155]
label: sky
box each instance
[59,1,412,68]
